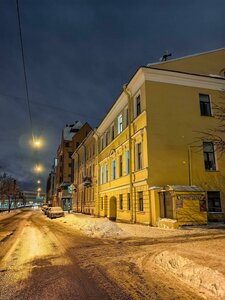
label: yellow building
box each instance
[94,48,225,226]
[72,130,96,214]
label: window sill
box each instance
[208,211,223,214]
[205,170,220,172]
[137,211,145,214]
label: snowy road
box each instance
[0,209,224,299]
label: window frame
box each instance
[138,191,144,211]
[199,94,212,116]
[126,150,130,175]
[136,142,142,171]
[203,142,216,171]
[119,194,123,210]
[112,159,116,180]
[105,164,108,183]
[207,191,222,212]
[135,94,141,117]
[118,114,123,134]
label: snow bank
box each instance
[61,215,126,238]
[75,219,126,238]
[155,251,225,298]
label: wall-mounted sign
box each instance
[177,194,205,201]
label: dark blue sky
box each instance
[0,0,225,190]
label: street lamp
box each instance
[37,180,41,184]
[34,164,43,173]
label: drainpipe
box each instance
[82,144,86,213]
[94,129,100,217]
[123,85,135,223]
[188,146,192,186]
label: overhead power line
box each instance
[16,0,34,142]
[0,90,102,121]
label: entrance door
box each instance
[62,198,72,211]
[159,192,173,219]
[109,197,117,221]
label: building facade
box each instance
[94,48,225,225]
[72,130,96,215]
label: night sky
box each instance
[0,0,225,191]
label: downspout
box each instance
[123,85,135,223]
[82,144,86,213]
[188,146,193,185]
[94,129,100,217]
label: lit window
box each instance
[207,191,222,212]
[105,164,108,183]
[119,155,123,177]
[136,95,141,117]
[136,143,142,171]
[118,114,123,134]
[112,160,116,180]
[203,142,216,171]
[100,166,104,184]
[126,150,130,175]
[138,191,144,211]
[199,94,212,116]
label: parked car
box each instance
[41,204,48,213]
[44,207,51,215]
[48,206,64,219]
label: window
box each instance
[101,197,103,210]
[126,150,130,175]
[111,124,115,140]
[68,163,72,167]
[100,136,104,151]
[118,114,123,134]
[199,94,212,116]
[138,191,144,211]
[112,160,116,180]
[119,194,123,210]
[65,142,70,147]
[105,132,109,147]
[100,166,104,184]
[125,107,129,127]
[136,143,142,171]
[76,142,80,148]
[203,142,216,171]
[127,193,130,210]
[207,191,222,212]
[119,155,123,177]
[105,164,108,183]
[136,95,141,117]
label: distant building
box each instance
[23,190,46,205]
[72,130,96,214]
[53,121,92,210]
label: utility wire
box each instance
[0,90,102,121]
[16,0,34,142]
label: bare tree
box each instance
[0,173,22,212]
[197,93,225,155]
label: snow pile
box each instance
[155,251,225,298]
[75,218,126,238]
[61,215,126,238]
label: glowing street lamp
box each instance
[37,187,42,192]
[37,180,41,184]
[31,137,44,149]
[34,164,43,173]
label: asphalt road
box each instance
[0,209,204,300]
